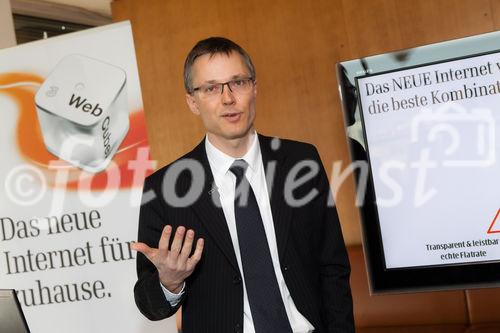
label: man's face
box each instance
[186,52,257,144]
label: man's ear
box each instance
[186,93,200,115]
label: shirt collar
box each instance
[205,131,260,180]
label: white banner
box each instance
[0,21,177,333]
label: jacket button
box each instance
[233,275,242,284]
[283,265,289,271]
[234,323,242,333]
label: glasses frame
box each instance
[191,76,255,96]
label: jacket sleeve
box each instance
[312,147,355,332]
[133,175,185,320]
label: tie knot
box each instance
[229,159,248,182]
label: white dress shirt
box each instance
[163,131,314,333]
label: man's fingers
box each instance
[158,225,172,252]
[179,229,195,261]
[131,242,156,260]
[187,238,204,270]
[169,226,186,257]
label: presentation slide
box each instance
[357,52,500,269]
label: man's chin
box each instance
[224,127,255,141]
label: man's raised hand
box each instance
[131,225,204,293]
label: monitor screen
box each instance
[337,31,500,293]
[0,289,30,333]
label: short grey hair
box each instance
[183,37,256,94]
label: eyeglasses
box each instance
[192,77,255,98]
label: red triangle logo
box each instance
[487,209,500,234]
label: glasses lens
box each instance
[202,84,222,95]
[229,78,252,92]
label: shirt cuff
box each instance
[160,282,185,307]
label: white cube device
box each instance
[35,54,129,173]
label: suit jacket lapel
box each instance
[259,134,293,263]
[186,139,240,273]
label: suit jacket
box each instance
[134,134,354,333]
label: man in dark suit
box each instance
[132,37,354,333]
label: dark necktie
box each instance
[229,159,293,333]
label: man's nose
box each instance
[221,83,236,105]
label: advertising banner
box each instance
[0,21,176,332]
[357,52,500,269]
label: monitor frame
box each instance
[337,30,500,294]
[0,289,30,333]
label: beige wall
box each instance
[111,0,500,245]
[0,0,16,48]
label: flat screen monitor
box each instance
[337,31,500,293]
[0,289,30,333]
